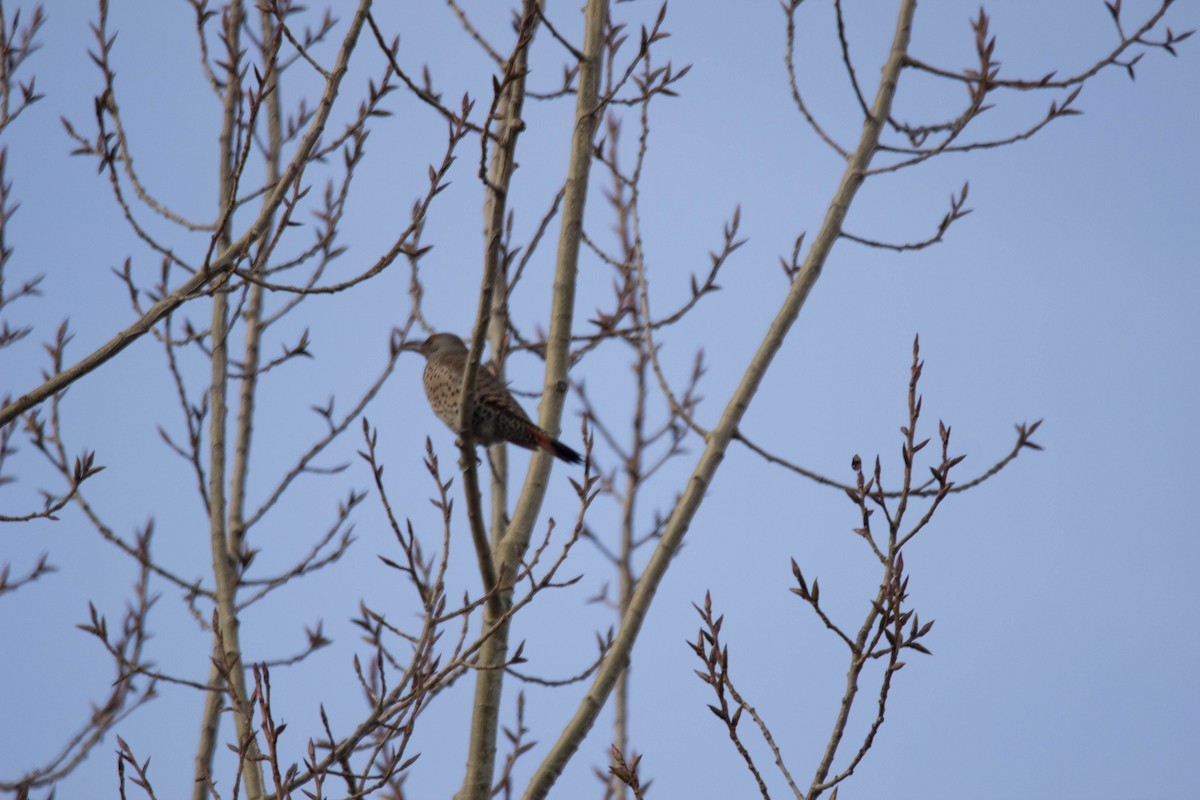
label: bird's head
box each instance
[403,332,468,360]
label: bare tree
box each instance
[0,1,1190,799]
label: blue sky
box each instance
[2,2,1198,798]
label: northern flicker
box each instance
[407,333,582,464]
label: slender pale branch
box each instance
[205,4,266,798]
[522,3,916,797]
[457,8,538,799]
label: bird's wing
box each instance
[478,363,534,423]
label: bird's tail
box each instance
[533,430,583,464]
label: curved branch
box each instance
[904,1,1180,90]
[735,419,1042,499]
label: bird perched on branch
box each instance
[405,333,583,465]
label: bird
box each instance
[406,333,582,464]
